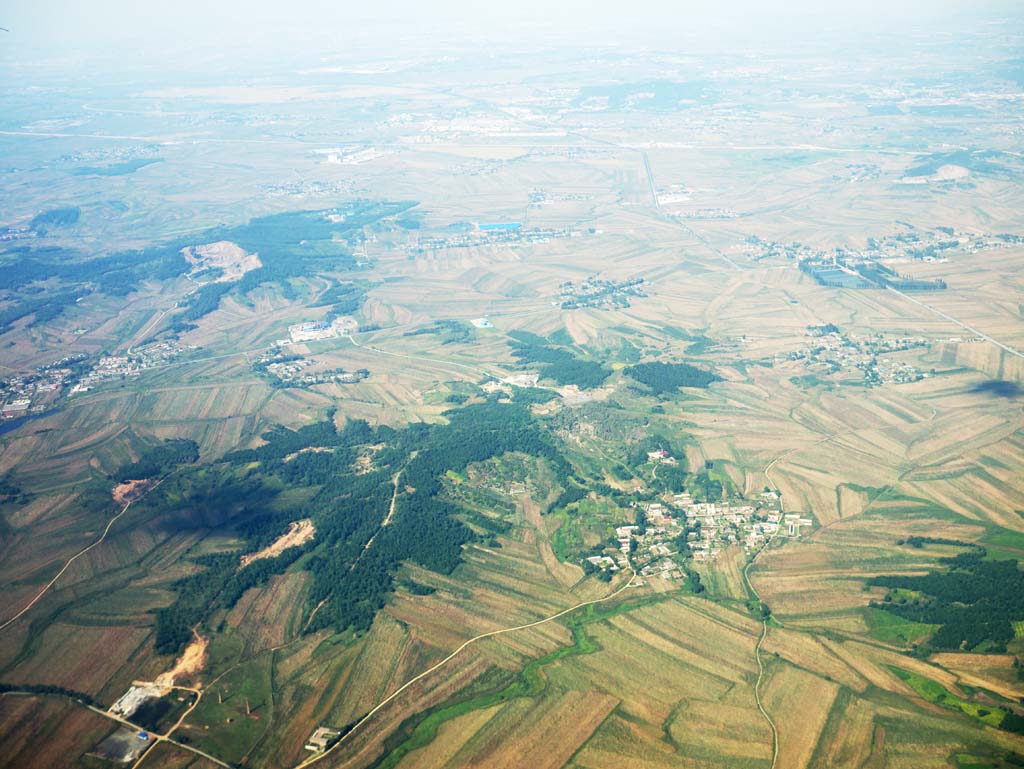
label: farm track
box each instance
[745,423,904,769]
[0,687,229,769]
[349,467,405,573]
[292,568,641,769]
[744,451,787,769]
[0,478,166,633]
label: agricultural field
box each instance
[2,11,1024,769]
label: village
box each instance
[1,341,197,417]
[68,341,198,396]
[783,324,931,386]
[742,226,1023,266]
[582,448,806,584]
[406,223,584,255]
[556,275,646,310]
[588,484,803,583]
[528,189,594,208]
[258,356,369,388]
[668,207,741,220]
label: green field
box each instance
[890,667,1005,729]
[867,608,939,645]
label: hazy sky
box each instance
[0,0,1021,71]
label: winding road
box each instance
[743,453,787,769]
[293,567,641,769]
[744,430,857,769]
[0,479,166,633]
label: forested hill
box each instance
[152,400,574,653]
[623,361,721,395]
[0,201,416,333]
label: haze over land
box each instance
[1,3,1024,769]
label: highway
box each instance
[887,287,1024,360]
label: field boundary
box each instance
[294,568,641,769]
[0,477,166,633]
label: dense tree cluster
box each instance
[507,331,610,389]
[403,319,474,345]
[550,482,588,512]
[176,206,402,322]
[180,282,235,322]
[154,546,304,653]
[29,206,80,231]
[623,361,721,395]
[314,281,366,319]
[896,536,977,549]
[113,439,199,483]
[0,289,86,335]
[0,243,187,298]
[154,401,576,653]
[870,550,1024,652]
[0,202,415,332]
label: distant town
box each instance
[1,340,197,418]
[407,222,586,255]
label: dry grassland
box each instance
[4,622,151,696]
[761,662,839,769]
[0,694,116,769]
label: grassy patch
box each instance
[551,517,582,562]
[186,656,275,763]
[890,667,1005,728]
[868,608,938,644]
[982,529,1024,555]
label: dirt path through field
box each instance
[0,477,167,633]
[293,568,642,769]
[155,630,208,689]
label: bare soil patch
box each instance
[112,479,155,506]
[240,519,316,569]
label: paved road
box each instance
[0,689,228,768]
[887,287,1024,360]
